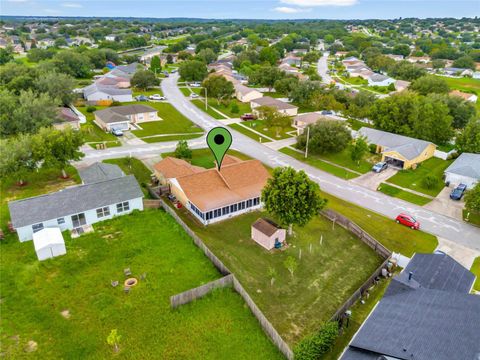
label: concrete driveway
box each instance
[423,186,465,220]
[351,168,397,190]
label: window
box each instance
[57,218,65,225]
[247,199,253,208]
[32,223,44,233]
[222,206,230,216]
[239,201,246,210]
[230,204,238,213]
[116,201,130,213]
[96,206,110,218]
[253,197,260,206]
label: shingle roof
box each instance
[252,218,281,237]
[8,175,143,228]
[368,73,390,82]
[79,163,125,184]
[94,105,156,124]
[444,152,480,180]
[153,157,204,179]
[234,84,261,96]
[83,83,132,97]
[251,96,298,110]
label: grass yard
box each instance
[228,123,272,143]
[191,99,226,119]
[208,99,252,118]
[280,147,360,180]
[77,106,122,147]
[377,183,432,206]
[142,133,203,143]
[386,157,452,197]
[179,87,192,96]
[442,76,480,94]
[0,210,283,359]
[463,209,480,227]
[132,87,163,97]
[161,148,253,169]
[170,206,383,345]
[316,147,379,174]
[339,76,368,86]
[347,118,373,131]
[103,158,153,196]
[470,257,480,292]
[241,120,295,140]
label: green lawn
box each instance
[442,76,480,94]
[228,123,272,143]
[347,118,374,131]
[242,120,295,140]
[463,209,480,227]
[386,157,452,197]
[470,257,480,292]
[170,206,383,346]
[142,133,203,143]
[103,158,153,196]
[339,76,368,85]
[377,183,432,206]
[179,87,192,96]
[208,99,252,118]
[132,87,163,97]
[191,99,226,119]
[315,147,378,174]
[0,210,283,359]
[77,106,121,147]
[161,148,253,169]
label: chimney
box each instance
[408,272,413,281]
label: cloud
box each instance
[274,6,311,13]
[44,8,61,14]
[62,2,82,8]
[280,0,358,7]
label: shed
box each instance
[251,218,286,250]
[33,228,66,261]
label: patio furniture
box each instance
[111,280,119,287]
[124,268,132,276]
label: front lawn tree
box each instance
[457,119,480,153]
[256,106,291,138]
[131,70,159,91]
[262,167,326,235]
[350,136,369,164]
[464,183,480,214]
[174,140,192,160]
[107,329,121,353]
[202,75,234,104]
[179,60,208,82]
[297,121,352,155]
[149,55,162,74]
[284,256,298,278]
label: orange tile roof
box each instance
[153,157,204,179]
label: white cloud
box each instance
[280,0,358,7]
[62,2,82,8]
[44,8,61,14]
[274,6,311,13]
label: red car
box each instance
[395,213,420,230]
[240,113,256,121]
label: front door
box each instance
[71,213,86,228]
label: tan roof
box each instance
[153,157,204,179]
[294,113,330,127]
[252,96,298,110]
[176,160,270,211]
[95,104,157,124]
[234,84,261,96]
[449,90,476,101]
[252,218,281,237]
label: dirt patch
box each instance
[61,310,71,319]
[24,340,37,353]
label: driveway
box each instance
[351,168,397,190]
[423,186,465,220]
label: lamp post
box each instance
[205,87,208,111]
[304,126,310,159]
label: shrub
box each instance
[294,321,339,360]
[369,143,377,154]
[422,174,439,189]
[86,105,96,113]
[230,102,239,114]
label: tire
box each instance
[396,220,400,224]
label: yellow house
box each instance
[358,127,436,169]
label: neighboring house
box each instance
[8,163,144,242]
[282,55,302,67]
[367,73,395,87]
[107,63,141,79]
[234,84,263,103]
[251,96,298,116]
[105,34,116,41]
[444,153,480,188]
[473,71,480,79]
[94,104,159,131]
[443,67,467,76]
[406,56,431,63]
[350,68,374,80]
[292,112,331,135]
[83,84,133,103]
[358,127,436,169]
[449,90,478,103]
[154,156,270,225]
[386,54,404,61]
[394,79,411,92]
[251,218,286,250]
[340,253,479,360]
[96,76,130,88]
[53,107,81,130]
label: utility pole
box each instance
[205,87,208,111]
[304,126,310,159]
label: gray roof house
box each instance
[83,83,133,103]
[340,253,479,360]
[444,152,480,188]
[8,163,144,242]
[251,96,298,116]
[93,104,159,131]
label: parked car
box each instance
[240,113,256,121]
[163,71,169,77]
[372,162,388,173]
[450,184,467,200]
[395,213,420,230]
[135,95,149,101]
[149,94,166,101]
[171,69,178,73]
[321,110,334,115]
[190,93,199,98]
[189,82,201,87]
[111,129,124,136]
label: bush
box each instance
[421,174,439,189]
[294,321,339,360]
[86,105,96,113]
[369,143,377,154]
[230,102,239,114]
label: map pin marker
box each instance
[207,127,232,171]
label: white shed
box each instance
[33,228,66,261]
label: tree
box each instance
[284,256,298,278]
[414,95,453,144]
[52,50,92,78]
[442,94,476,129]
[35,71,76,105]
[130,70,159,90]
[350,136,369,164]
[432,59,446,69]
[294,322,339,360]
[262,167,326,235]
[0,133,39,185]
[231,44,244,54]
[166,54,174,64]
[457,119,480,153]
[297,121,352,155]
[289,81,323,107]
[0,46,14,65]
[302,51,320,63]
[453,55,475,70]
[196,48,217,64]
[274,77,299,96]
[107,329,121,353]
[195,39,220,54]
[27,48,56,62]
[174,140,192,160]
[201,75,234,104]
[392,44,411,57]
[464,183,480,214]
[259,46,280,66]
[411,75,450,95]
[256,106,291,138]
[179,60,207,82]
[150,55,162,74]
[249,66,285,91]
[421,175,439,190]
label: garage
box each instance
[384,156,405,169]
[110,122,130,131]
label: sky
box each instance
[1,0,479,20]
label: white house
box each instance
[251,96,298,116]
[234,84,263,103]
[83,84,133,103]
[8,163,144,242]
[368,73,395,87]
[105,35,116,41]
[449,90,478,103]
[444,153,480,189]
[94,104,160,131]
[33,227,66,261]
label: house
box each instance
[394,79,411,92]
[106,63,140,79]
[83,84,133,103]
[94,104,159,131]
[386,54,404,61]
[33,227,66,261]
[449,90,478,103]
[105,34,116,41]
[154,156,270,225]
[350,68,374,80]
[251,96,298,116]
[406,56,431,63]
[367,73,395,87]
[340,253,479,360]
[443,67,467,76]
[251,218,286,250]
[444,153,480,188]
[358,127,436,169]
[8,163,144,242]
[292,112,332,135]
[234,84,263,103]
[153,157,204,186]
[282,55,302,67]
[53,107,81,130]
[96,76,130,88]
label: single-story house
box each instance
[292,112,331,135]
[394,79,411,92]
[367,73,395,87]
[96,76,130,88]
[386,54,404,61]
[8,163,144,242]
[406,56,431,63]
[154,156,270,225]
[33,227,66,261]
[83,84,133,103]
[340,253,479,360]
[234,84,263,103]
[443,67,467,76]
[105,34,116,41]
[251,96,298,116]
[153,157,204,186]
[449,90,478,103]
[282,55,302,67]
[350,68,374,80]
[54,107,81,130]
[444,153,480,188]
[251,218,286,250]
[358,127,436,169]
[94,104,159,131]
[106,63,140,79]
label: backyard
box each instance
[0,210,283,359]
[103,157,153,196]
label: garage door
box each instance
[384,156,404,169]
[111,122,129,131]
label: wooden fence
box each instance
[170,275,234,308]
[143,199,162,209]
